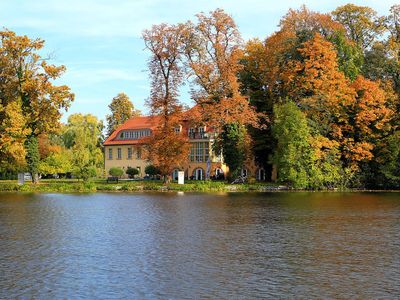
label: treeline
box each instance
[242,4,400,189]
[1,4,400,189]
[142,4,400,189]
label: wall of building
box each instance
[104,144,276,181]
[104,145,149,178]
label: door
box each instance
[195,168,203,180]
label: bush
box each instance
[109,167,124,177]
[126,167,139,179]
[73,166,97,181]
[145,165,159,177]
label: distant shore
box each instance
[0,179,399,193]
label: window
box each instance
[199,127,205,138]
[127,148,132,159]
[108,148,113,160]
[196,142,203,162]
[190,142,209,162]
[174,127,181,134]
[189,128,195,139]
[122,130,152,140]
[136,147,142,159]
[117,148,122,160]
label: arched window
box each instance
[193,168,204,180]
[214,168,224,180]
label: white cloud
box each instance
[2,0,398,39]
[62,67,145,87]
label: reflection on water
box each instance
[0,192,399,299]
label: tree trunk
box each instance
[32,173,39,184]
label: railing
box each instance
[188,133,214,139]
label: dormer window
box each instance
[174,125,182,134]
[118,129,151,140]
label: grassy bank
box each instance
[0,179,282,193]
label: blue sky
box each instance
[1,0,398,123]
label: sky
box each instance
[1,0,398,122]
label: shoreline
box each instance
[0,180,399,193]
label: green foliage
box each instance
[329,32,364,81]
[63,114,104,181]
[38,149,72,175]
[273,102,314,188]
[106,93,140,136]
[25,136,40,183]
[109,167,124,177]
[214,123,248,179]
[308,141,345,189]
[362,131,400,189]
[126,167,139,178]
[73,166,97,182]
[145,165,159,176]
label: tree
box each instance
[109,167,123,178]
[213,123,249,179]
[106,93,140,136]
[387,5,400,60]
[286,33,355,138]
[273,102,314,188]
[25,136,40,183]
[0,30,74,183]
[184,9,257,128]
[239,39,274,170]
[183,9,258,177]
[126,167,139,178]
[63,114,103,181]
[376,131,400,188]
[142,23,190,183]
[332,4,386,50]
[145,165,159,178]
[38,149,72,176]
[0,100,29,171]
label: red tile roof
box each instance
[103,107,215,146]
[103,116,161,146]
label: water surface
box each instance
[0,192,399,299]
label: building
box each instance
[103,114,274,181]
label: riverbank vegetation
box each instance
[1,4,400,190]
[0,179,281,193]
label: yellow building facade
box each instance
[104,115,274,181]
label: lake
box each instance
[0,192,399,299]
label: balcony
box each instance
[188,132,211,140]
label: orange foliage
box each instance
[184,9,257,128]
[350,76,393,136]
[38,134,61,159]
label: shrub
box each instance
[145,165,159,177]
[109,167,124,177]
[126,167,139,178]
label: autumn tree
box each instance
[387,5,400,60]
[332,4,386,50]
[0,100,29,172]
[106,93,141,136]
[0,30,74,182]
[183,9,257,177]
[142,23,190,182]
